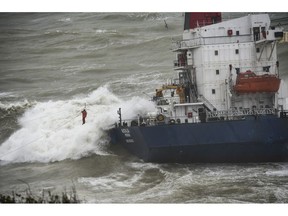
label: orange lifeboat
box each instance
[233,70,281,94]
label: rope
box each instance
[1,101,90,124]
[17,109,78,124]
[0,112,81,160]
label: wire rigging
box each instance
[0,111,82,160]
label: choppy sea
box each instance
[1,12,288,205]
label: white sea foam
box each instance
[0,86,156,163]
[79,172,141,191]
[266,169,288,177]
[58,18,71,22]
[0,92,15,97]
[95,29,117,34]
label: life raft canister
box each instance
[156,114,165,122]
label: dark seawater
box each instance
[1,12,288,203]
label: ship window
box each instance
[212,89,216,94]
[216,69,219,75]
[214,50,218,56]
[235,49,239,54]
[253,27,260,41]
[263,66,270,72]
[236,30,240,36]
[256,47,260,53]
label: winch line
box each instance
[1,101,90,124]
[1,106,74,124]
[16,108,78,124]
[0,112,81,160]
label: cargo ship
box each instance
[109,13,288,163]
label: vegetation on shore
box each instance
[0,180,81,203]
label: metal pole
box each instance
[117,108,122,126]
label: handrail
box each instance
[198,94,217,111]
[114,108,284,128]
[207,108,277,118]
[172,35,252,50]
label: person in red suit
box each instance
[81,109,87,125]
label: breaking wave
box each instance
[0,86,156,164]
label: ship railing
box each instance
[115,108,280,128]
[172,35,252,50]
[172,38,202,50]
[207,108,277,118]
[117,114,201,128]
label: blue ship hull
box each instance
[109,115,288,163]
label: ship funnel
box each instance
[184,12,222,30]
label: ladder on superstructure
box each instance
[186,68,198,102]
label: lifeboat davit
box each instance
[233,70,281,94]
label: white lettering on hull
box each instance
[121,128,134,143]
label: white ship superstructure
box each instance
[175,14,283,110]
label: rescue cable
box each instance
[0,112,81,160]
